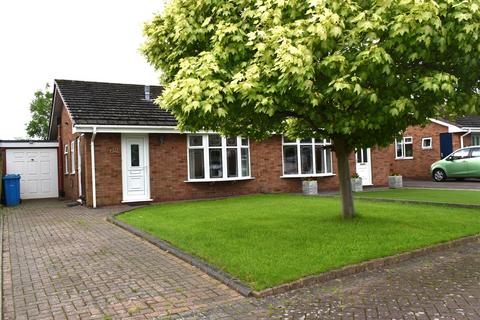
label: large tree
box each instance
[142,0,480,218]
[26,84,53,140]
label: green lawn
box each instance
[117,194,480,290]
[356,188,480,205]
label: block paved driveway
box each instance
[2,199,480,319]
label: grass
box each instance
[117,194,480,290]
[355,188,480,205]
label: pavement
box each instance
[2,199,480,319]
[404,178,480,190]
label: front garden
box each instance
[117,194,480,291]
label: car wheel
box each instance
[432,169,447,182]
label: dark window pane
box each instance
[300,145,313,174]
[241,138,249,146]
[326,148,332,173]
[363,149,368,162]
[283,146,298,175]
[189,149,204,179]
[209,135,222,147]
[227,148,238,177]
[316,146,325,173]
[226,137,237,146]
[356,150,362,163]
[189,135,203,146]
[396,142,403,158]
[300,138,312,143]
[241,148,249,176]
[131,144,139,167]
[209,148,223,178]
[405,143,413,157]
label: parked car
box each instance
[431,146,480,182]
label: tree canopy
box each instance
[26,84,52,140]
[142,0,480,217]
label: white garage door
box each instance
[6,148,58,199]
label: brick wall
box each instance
[387,122,448,179]
[81,133,391,206]
[58,106,80,200]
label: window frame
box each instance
[70,141,76,175]
[395,136,414,159]
[186,135,252,182]
[472,133,480,146]
[281,137,334,178]
[64,144,69,174]
[421,137,433,150]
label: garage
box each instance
[1,141,59,200]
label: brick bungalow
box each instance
[387,117,480,179]
[48,79,391,207]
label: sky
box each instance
[0,0,166,139]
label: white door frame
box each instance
[121,134,151,202]
[355,148,373,186]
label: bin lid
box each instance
[3,174,21,180]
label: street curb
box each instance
[252,234,480,297]
[320,194,480,209]
[107,213,253,297]
[108,210,479,299]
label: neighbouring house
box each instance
[388,117,480,179]
[47,79,391,207]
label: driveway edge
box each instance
[0,208,4,320]
[107,213,253,297]
[108,211,479,299]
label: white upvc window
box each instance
[282,137,333,177]
[422,137,432,150]
[395,136,413,159]
[70,141,76,174]
[472,133,480,146]
[64,144,69,174]
[187,134,251,181]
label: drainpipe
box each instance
[460,129,471,149]
[91,127,97,208]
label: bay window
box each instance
[282,137,333,176]
[188,134,251,181]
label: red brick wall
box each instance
[81,133,390,206]
[58,105,80,200]
[386,122,448,179]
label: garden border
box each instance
[108,210,480,298]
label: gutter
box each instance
[91,127,97,208]
[460,129,471,148]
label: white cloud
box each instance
[0,0,165,139]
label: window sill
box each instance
[185,177,255,183]
[395,157,414,160]
[280,173,336,178]
[422,147,432,150]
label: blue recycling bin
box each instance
[3,174,21,206]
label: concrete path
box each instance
[2,199,480,319]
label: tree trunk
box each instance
[333,137,355,219]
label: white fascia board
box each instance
[72,124,218,134]
[0,142,59,148]
[460,127,480,132]
[429,118,464,133]
[73,125,181,134]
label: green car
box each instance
[431,146,480,182]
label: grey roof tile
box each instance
[55,79,177,127]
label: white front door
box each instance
[121,134,151,202]
[355,148,372,186]
[6,148,59,199]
